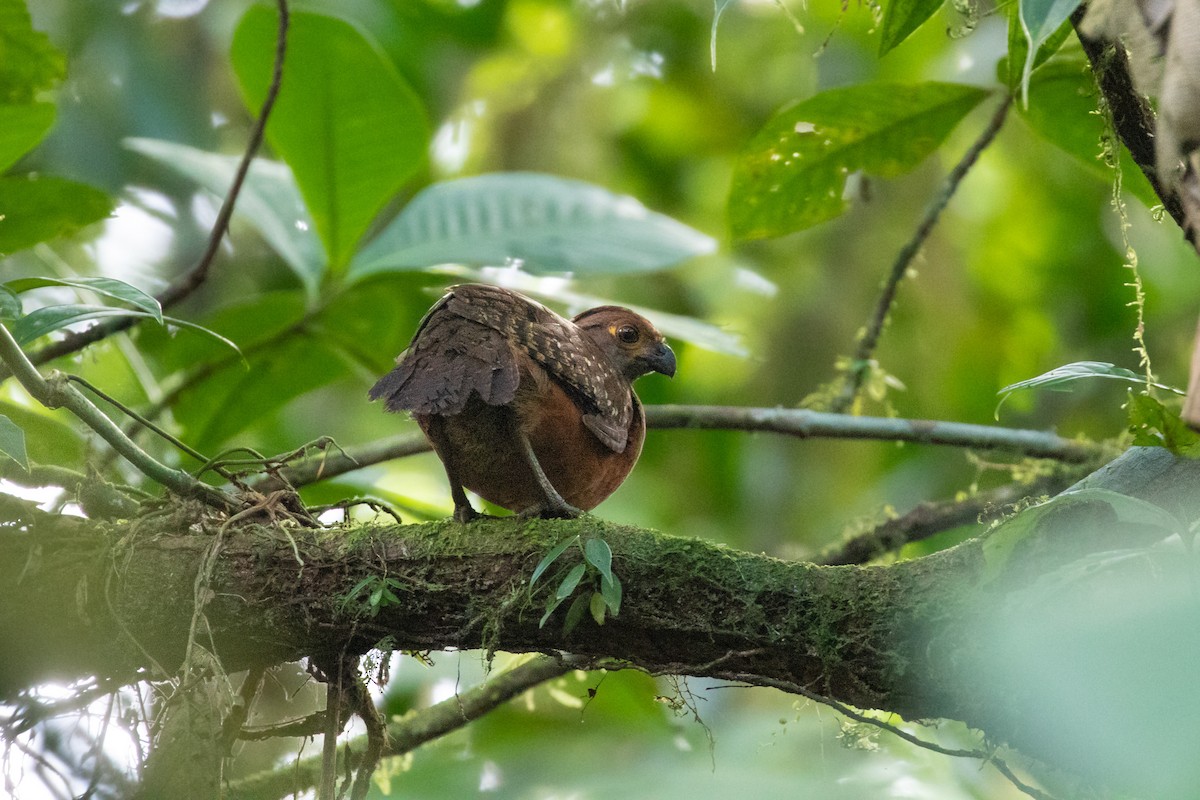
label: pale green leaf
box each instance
[1018,0,1083,101]
[531,535,579,589]
[349,173,716,281]
[125,137,325,300]
[729,82,991,239]
[0,0,66,104]
[0,414,28,471]
[232,7,430,270]
[5,276,161,322]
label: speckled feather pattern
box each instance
[368,284,635,452]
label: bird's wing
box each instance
[370,284,633,452]
[367,288,522,415]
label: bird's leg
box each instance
[426,417,481,523]
[517,430,582,519]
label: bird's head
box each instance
[573,306,677,382]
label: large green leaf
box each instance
[125,137,325,300]
[0,174,113,255]
[878,0,945,56]
[231,7,430,271]
[0,413,27,471]
[348,173,717,281]
[729,82,991,240]
[1018,0,1083,100]
[1017,60,1159,208]
[0,399,83,466]
[4,276,162,322]
[0,103,54,171]
[0,0,65,104]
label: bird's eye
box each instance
[616,325,640,344]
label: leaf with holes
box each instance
[5,276,162,322]
[0,414,28,471]
[729,82,990,239]
[348,173,716,281]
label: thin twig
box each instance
[3,0,291,380]
[0,323,234,511]
[348,673,385,800]
[646,404,1102,463]
[712,671,1058,800]
[815,470,1084,565]
[830,94,1014,413]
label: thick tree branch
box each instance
[3,446,1198,796]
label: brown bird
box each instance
[369,284,676,521]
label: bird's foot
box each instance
[454,503,489,523]
[519,500,583,520]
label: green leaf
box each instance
[1016,60,1160,209]
[232,7,430,270]
[1126,393,1200,458]
[0,0,66,104]
[1018,0,1083,101]
[125,138,325,300]
[0,285,18,320]
[5,277,162,322]
[555,562,587,601]
[1000,8,1072,91]
[0,175,113,255]
[878,0,945,56]
[348,173,717,282]
[11,305,242,360]
[563,593,591,636]
[710,0,736,70]
[531,535,578,588]
[0,103,54,172]
[539,595,567,628]
[0,414,28,471]
[997,361,1183,406]
[729,82,991,239]
[583,538,613,585]
[589,592,608,626]
[600,571,622,616]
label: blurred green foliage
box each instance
[3,0,1199,796]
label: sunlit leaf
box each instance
[1018,0,1083,101]
[531,535,578,588]
[0,103,54,171]
[729,82,990,239]
[0,0,66,103]
[125,137,325,301]
[348,173,717,281]
[878,0,945,56]
[232,7,430,270]
[5,276,162,322]
[0,414,28,471]
[0,175,113,255]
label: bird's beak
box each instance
[647,341,677,378]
